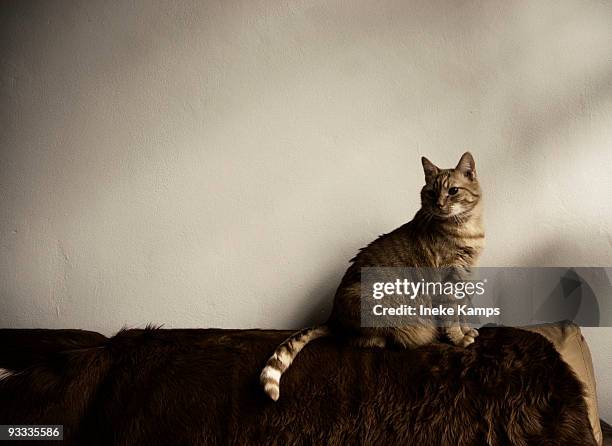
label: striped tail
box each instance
[259,325,331,401]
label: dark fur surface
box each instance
[0,327,596,445]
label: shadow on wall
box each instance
[291,269,339,329]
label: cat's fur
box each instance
[260,152,484,401]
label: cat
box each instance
[260,152,484,401]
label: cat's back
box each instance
[351,220,434,268]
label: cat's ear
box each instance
[456,152,476,180]
[421,156,439,183]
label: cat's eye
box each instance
[448,187,459,195]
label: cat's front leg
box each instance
[443,267,479,347]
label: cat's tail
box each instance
[259,325,331,401]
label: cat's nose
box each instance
[436,200,445,209]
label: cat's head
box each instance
[420,152,481,219]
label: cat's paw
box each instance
[459,329,478,347]
[459,336,475,347]
[463,328,478,338]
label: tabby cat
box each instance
[260,152,484,401]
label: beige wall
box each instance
[1,0,611,419]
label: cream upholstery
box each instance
[524,322,602,445]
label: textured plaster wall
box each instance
[1,0,611,419]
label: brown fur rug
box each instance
[0,326,596,445]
